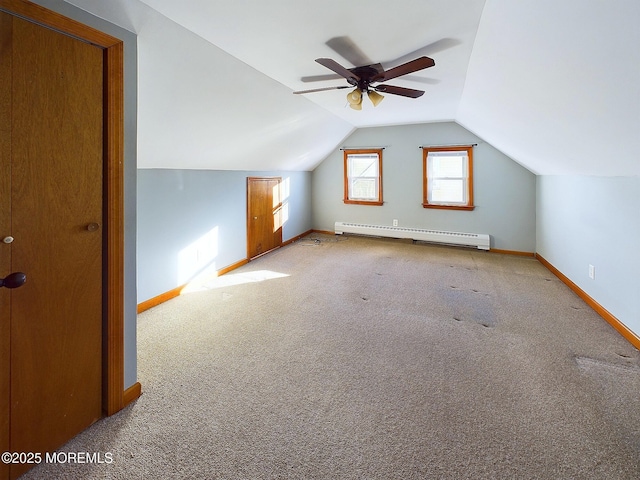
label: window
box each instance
[343,149,383,205]
[422,146,474,210]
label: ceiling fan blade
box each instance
[383,38,461,69]
[300,73,342,83]
[293,85,350,94]
[403,75,440,85]
[316,58,360,83]
[325,36,373,68]
[372,56,435,83]
[374,84,425,98]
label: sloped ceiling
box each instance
[458,0,640,176]
[58,0,639,175]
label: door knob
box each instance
[86,223,100,232]
[0,272,26,289]
[2,236,13,244]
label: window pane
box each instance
[350,178,377,199]
[348,155,378,177]
[431,155,464,177]
[430,179,464,203]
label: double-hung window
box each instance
[422,146,474,210]
[343,149,383,205]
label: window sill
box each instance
[344,200,384,206]
[422,203,475,211]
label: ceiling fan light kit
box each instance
[294,54,434,110]
[347,88,362,104]
[367,89,384,107]
[347,88,363,109]
[346,88,383,109]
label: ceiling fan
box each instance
[293,55,435,110]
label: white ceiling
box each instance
[58,0,639,175]
[134,0,484,127]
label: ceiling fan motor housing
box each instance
[349,64,385,92]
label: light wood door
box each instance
[247,177,283,259]
[0,13,104,480]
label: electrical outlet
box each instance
[393,219,398,227]
[588,264,595,280]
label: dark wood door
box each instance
[0,13,104,480]
[247,177,283,259]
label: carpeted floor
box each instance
[22,234,640,479]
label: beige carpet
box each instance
[22,234,640,479]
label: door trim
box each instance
[0,0,126,416]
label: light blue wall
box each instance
[536,175,640,334]
[137,169,312,303]
[312,122,536,252]
[33,0,138,389]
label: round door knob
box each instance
[2,236,14,244]
[0,272,26,289]
[86,223,100,232]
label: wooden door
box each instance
[247,177,283,259]
[0,12,104,479]
[0,11,11,480]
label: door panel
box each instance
[1,14,104,479]
[247,177,282,259]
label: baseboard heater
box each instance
[334,222,490,250]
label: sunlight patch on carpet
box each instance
[181,269,290,294]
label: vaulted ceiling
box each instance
[59,0,639,175]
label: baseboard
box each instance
[137,258,248,313]
[137,285,183,313]
[217,258,248,276]
[314,230,535,255]
[136,231,313,313]
[490,248,535,257]
[123,382,142,407]
[311,229,337,236]
[283,229,313,246]
[536,253,640,350]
